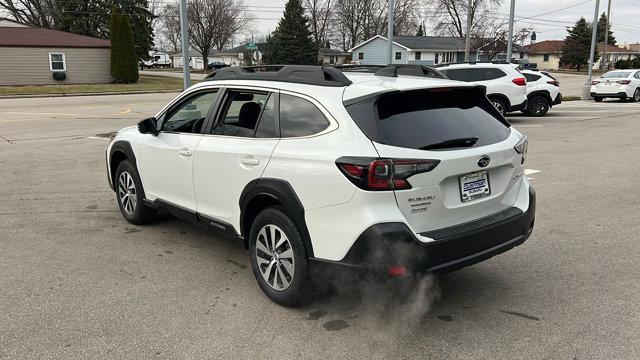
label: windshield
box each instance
[602,71,632,79]
[345,88,511,150]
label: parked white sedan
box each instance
[590,70,640,102]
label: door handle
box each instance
[177,147,192,156]
[240,157,260,165]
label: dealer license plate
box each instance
[459,171,491,202]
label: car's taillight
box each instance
[514,135,528,165]
[547,80,559,87]
[617,80,631,85]
[512,77,527,86]
[592,80,600,85]
[336,157,440,191]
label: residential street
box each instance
[1,94,639,359]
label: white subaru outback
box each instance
[106,65,536,306]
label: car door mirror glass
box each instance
[138,117,159,135]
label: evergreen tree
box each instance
[265,0,317,65]
[110,11,139,83]
[416,24,424,36]
[560,17,598,71]
[597,12,616,46]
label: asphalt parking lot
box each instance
[1,94,639,359]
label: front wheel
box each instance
[115,160,156,225]
[249,207,315,307]
[525,96,550,117]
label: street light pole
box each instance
[584,0,601,99]
[506,0,515,62]
[179,0,190,89]
[464,0,472,61]
[387,0,394,64]
[603,0,612,71]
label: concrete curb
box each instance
[0,89,181,99]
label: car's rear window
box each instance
[602,71,632,78]
[345,88,511,150]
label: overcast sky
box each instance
[243,0,640,46]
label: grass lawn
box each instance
[0,75,198,96]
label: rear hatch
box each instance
[345,87,526,234]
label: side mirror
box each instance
[138,117,159,135]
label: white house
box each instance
[318,48,351,65]
[349,35,471,66]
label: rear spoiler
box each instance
[343,85,488,107]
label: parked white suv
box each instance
[436,62,528,115]
[106,65,536,306]
[521,69,562,116]
[590,69,640,102]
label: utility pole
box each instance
[506,0,515,62]
[387,0,394,64]
[603,0,612,71]
[179,0,190,89]
[464,0,472,61]
[584,0,600,99]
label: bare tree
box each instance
[157,3,181,52]
[0,0,59,28]
[304,0,334,47]
[426,0,502,38]
[187,0,250,71]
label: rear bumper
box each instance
[331,187,536,274]
[552,93,562,105]
[508,99,528,112]
[590,91,627,99]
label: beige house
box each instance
[318,48,351,65]
[593,43,639,69]
[0,23,111,85]
[523,40,564,70]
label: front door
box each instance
[193,89,280,232]
[139,89,220,210]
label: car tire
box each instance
[249,206,316,307]
[594,97,603,102]
[525,96,550,117]
[633,88,640,102]
[489,97,508,116]
[115,160,156,225]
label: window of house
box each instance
[162,90,219,133]
[543,54,550,61]
[280,94,329,138]
[395,52,402,60]
[329,55,335,64]
[415,51,421,60]
[212,90,274,138]
[358,52,364,60]
[49,52,66,71]
[435,53,439,64]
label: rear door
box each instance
[346,87,525,233]
[193,88,280,230]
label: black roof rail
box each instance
[373,64,446,79]
[433,60,512,68]
[204,65,353,87]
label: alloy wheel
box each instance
[634,89,640,102]
[118,171,137,215]
[255,224,295,291]
[530,98,545,115]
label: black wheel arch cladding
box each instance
[240,178,314,257]
[108,140,137,191]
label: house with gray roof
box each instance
[349,35,476,66]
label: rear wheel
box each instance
[594,96,603,102]
[489,97,507,116]
[249,207,315,307]
[633,88,640,102]
[525,96,550,117]
[115,160,156,225]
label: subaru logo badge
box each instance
[477,155,490,168]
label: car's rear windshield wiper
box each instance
[419,137,479,150]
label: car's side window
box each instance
[483,68,507,80]
[212,90,273,138]
[443,68,483,82]
[523,73,541,82]
[635,72,640,79]
[279,94,329,138]
[162,90,219,133]
[255,94,277,138]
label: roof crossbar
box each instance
[373,64,446,79]
[204,65,353,87]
